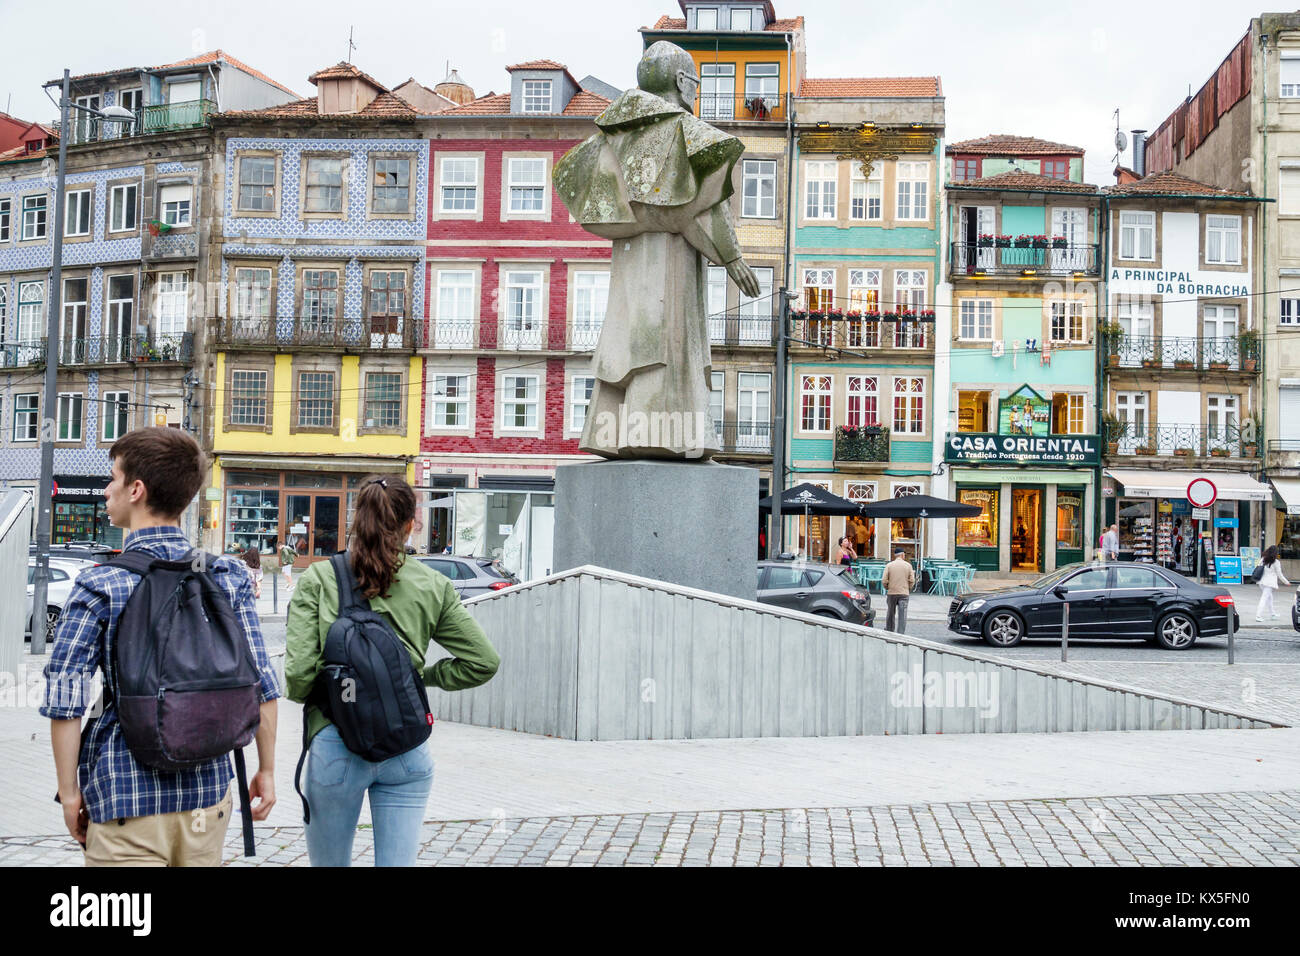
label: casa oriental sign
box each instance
[944,432,1101,466]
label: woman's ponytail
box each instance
[349,474,417,598]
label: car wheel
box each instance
[813,609,841,620]
[46,605,60,641]
[982,610,1025,648]
[1155,611,1197,650]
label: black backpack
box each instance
[109,549,263,855]
[294,552,433,823]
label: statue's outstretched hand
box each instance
[727,258,762,300]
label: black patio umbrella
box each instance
[858,494,982,584]
[759,482,863,516]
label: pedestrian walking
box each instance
[1101,523,1120,561]
[243,545,264,599]
[40,427,279,865]
[882,549,915,634]
[285,474,500,867]
[1255,545,1290,623]
[280,538,298,592]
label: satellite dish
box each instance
[1114,130,1129,153]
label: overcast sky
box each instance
[0,0,1266,185]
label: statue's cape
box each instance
[554,89,744,225]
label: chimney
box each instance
[1131,129,1147,177]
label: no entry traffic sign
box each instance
[1187,477,1217,509]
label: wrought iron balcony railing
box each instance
[567,321,602,351]
[791,313,932,351]
[715,420,773,455]
[697,93,787,122]
[422,320,476,350]
[64,99,215,144]
[1104,333,1260,372]
[834,425,892,463]
[1109,423,1260,458]
[216,317,417,351]
[3,332,193,367]
[708,310,777,347]
[950,241,1100,277]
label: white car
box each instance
[25,556,97,642]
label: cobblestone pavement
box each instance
[5,790,1298,867]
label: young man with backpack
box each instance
[40,427,280,866]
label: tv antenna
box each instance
[346,26,357,63]
[1112,109,1127,165]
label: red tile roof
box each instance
[219,89,417,120]
[308,61,388,92]
[162,50,299,98]
[949,170,1098,193]
[947,134,1083,156]
[1104,171,1255,198]
[507,59,568,72]
[647,14,803,31]
[562,91,612,116]
[439,89,609,117]
[801,77,940,98]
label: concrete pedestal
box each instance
[553,459,759,601]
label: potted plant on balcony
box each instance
[1210,446,1230,458]
[1174,356,1195,370]
[1099,320,1123,366]
[918,309,936,323]
[159,341,177,361]
[1014,234,1033,248]
[1103,413,1125,456]
[1136,443,1156,456]
[1051,234,1068,248]
[1239,328,1260,372]
[1031,234,1049,249]
[994,234,1012,248]
[977,233,995,248]
[1243,415,1261,457]
[1174,446,1193,456]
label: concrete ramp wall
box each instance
[432,566,1280,741]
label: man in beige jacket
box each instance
[882,549,915,633]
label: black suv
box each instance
[757,560,875,626]
[416,555,520,598]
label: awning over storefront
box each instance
[1270,477,1300,514]
[1105,469,1270,501]
[216,456,409,474]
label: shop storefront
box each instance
[1270,477,1300,578]
[417,485,555,581]
[945,421,1100,574]
[1104,469,1269,579]
[51,474,118,548]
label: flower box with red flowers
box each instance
[994,235,1012,248]
[977,234,995,248]
[1051,235,1068,248]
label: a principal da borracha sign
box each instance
[944,432,1101,466]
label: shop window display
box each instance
[956,488,997,548]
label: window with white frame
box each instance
[730,7,752,29]
[22,194,47,240]
[159,184,191,226]
[234,268,271,330]
[297,371,335,428]
[805,161,837,219]
[742,160,776,218]
[802,267,835,312]
[707,265,728,317]
[62,278,88,363]
[700,63,735,120]
[894,270,927,347]
[1119,210,1155,260]
[371,157,411,214]
[155,272,188,336]
[501,374,539,429]
[237,156,277,212]
[13,393,38,441]
[503,271,543,348]
[738,266,772,326]
[1283,57,1300,98]
[57,393,83,442]
[896,162,929,220]
[744,63,779,108]
[64,189,91,236]
[229,370,268,426]
[846,375,879,428]
[737,372,770,446]
[0,197,10,241]
[303,156,344,213]
[847,268,881,347]
[1282,295,1300,325]
[959,299,994,341]
[573,271,608,347]
[435,270,475,347]
[800,374,832,432]
[892,377,925,434]
[696,7,718,29]
[1205,215,1241,265]
[109,184,137,232]
[1049,300,1086,343]
[522,80,553,113]
[508,158,547,213]
[440,157,478,212]
[1066,394,1085,434]
[851,164,882,220]
[1115,391,1148,451]
[431,373,471,428]
[570,375,595,432]
[17,281,43,345]
[845,481,877,504]
[301,270,340,333]
[1207,393,1238,448]
[102,391,129,441]
[709,371,723,436]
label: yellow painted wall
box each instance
[688,49,794,115]
[213,352,423,459]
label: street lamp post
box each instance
[28,70,133,653]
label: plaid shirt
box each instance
[40,527,281,824]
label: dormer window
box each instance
[522,79,552,113]
[730,8,753,30]
[696,7,718,29]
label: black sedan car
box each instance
[757,560,875,626]
[948,562,1239,650]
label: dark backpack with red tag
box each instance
[109,549,262,854]
[293,552,433,822]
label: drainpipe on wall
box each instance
[1258,27,1271,551]
[1097,195,1109,552]
[770,29,797,557]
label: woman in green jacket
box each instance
[285,475,500,866]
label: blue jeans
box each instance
[304,724,434,867]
